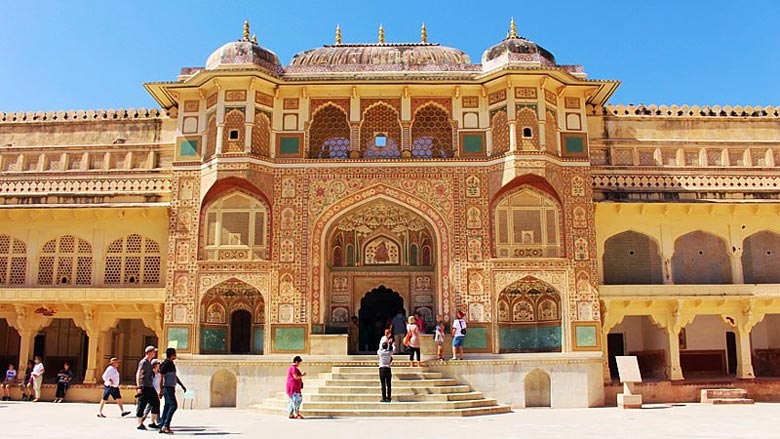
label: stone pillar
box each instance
[666,327,684,381]
[83,329,101,383]
[508,121,518,152]
[735,324,755,379]
[215,125,225,155]
[17,329,35,375]
[401,121,412,158]
[730,252,744,284]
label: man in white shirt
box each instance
[97,357,131,418]
[451,311,467,360]
[30,356,44,402]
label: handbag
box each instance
[458,319,467,335]
[403,331,412,347]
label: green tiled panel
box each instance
[279,137,300,155]
[253,327,264,354]
[179,139,198,157]
[275,327,305,351]
[499,325,561,352]
[575,325,598,347]
[462,135,484,153]
[564,136,584,153]
[200,328,227,353]
[463,326,488,350]
[167,327,190,350]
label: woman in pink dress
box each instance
[285,356,306,419]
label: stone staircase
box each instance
[700,388,755,405]
[254,366,511,417]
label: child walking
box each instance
[434,315,446,361]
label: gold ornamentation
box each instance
[509,17,518,39]
[378,24,384,44]
[421,23,427,43]
[335,24,342,45]
[243,20,250,41]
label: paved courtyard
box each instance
[1,400,777,439]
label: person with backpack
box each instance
[451,311,467,360]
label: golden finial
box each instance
[421,23,427,43]
[252,34,258,44]
[378,24,385,44]
[335,24,342,45]
[509,17,517,39]
[243,20,250,41]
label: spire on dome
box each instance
[335,24,342,45]
[509,17,517,39]
[252,34,258,44]
[378,24,385,44]
[421,23,428,43]
[243,20,250,41]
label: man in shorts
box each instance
[135,346,159,431]
[97,357,131,418]
[451,310,467,360]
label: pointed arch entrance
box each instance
[200,279,265,354]
[358,286,404,352]
[311,185,453,327]
[497,276,562,353]
[317,195,440,344]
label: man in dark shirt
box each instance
[158,348,187,434]
[135,345,159,430]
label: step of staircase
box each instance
[256,366,510,417]
[700,388,754,404]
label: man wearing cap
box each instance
[135,346,160,431]
[97,357,131,418]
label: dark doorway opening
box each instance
[726,331,737,375]
[607,333,625,380]
[230,310,252,354]
[33,334,46,359]
[358,286,404,353]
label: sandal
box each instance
[295,414,304,419]
[97,413,106,418]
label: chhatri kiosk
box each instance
[2,19,780,411]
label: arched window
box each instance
[104,234,162,285]
[491,109,509,155]
[411,104,454,158]
[497,277,562,353]
[495,188,561,258]
[743,231,780,283]
[0,234,26,285]
[203,192,269,261]
[309,104,351,159]
[251,111,271,156]
[204,114,217,159]
[360,104,402,158]
[38,235,92,285]
[603,231,663,285]
[672,231,731,284]
[222,109,246,153]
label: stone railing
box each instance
[590,145,780,168]
[591,104,780,118]
[0,108,165,123]
[0,144,168,173]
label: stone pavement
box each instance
[1,400,777,439]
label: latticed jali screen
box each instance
[0,234,27,285]
[38,235,92,285]
[309,105,351,159]
[361,104,402,158]
[411,105,453,158]
[104,234,162,285]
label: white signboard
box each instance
[616,356,642,383]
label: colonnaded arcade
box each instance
[1,20,780,409]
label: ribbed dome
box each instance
[481,37,556,69]
[205,40,282,74]
[289,43,473,71]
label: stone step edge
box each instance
[253,406,512,417]
[706,398,755,405]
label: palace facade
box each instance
[1,20,780,408]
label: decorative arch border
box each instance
[490,178,565,259]
[310,184,452,324]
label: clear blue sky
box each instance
[1,0,778,111]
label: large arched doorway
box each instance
[497,276,562,353]
[321,198,439,341]
[358,286,404,352]
[200,279,265,354]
